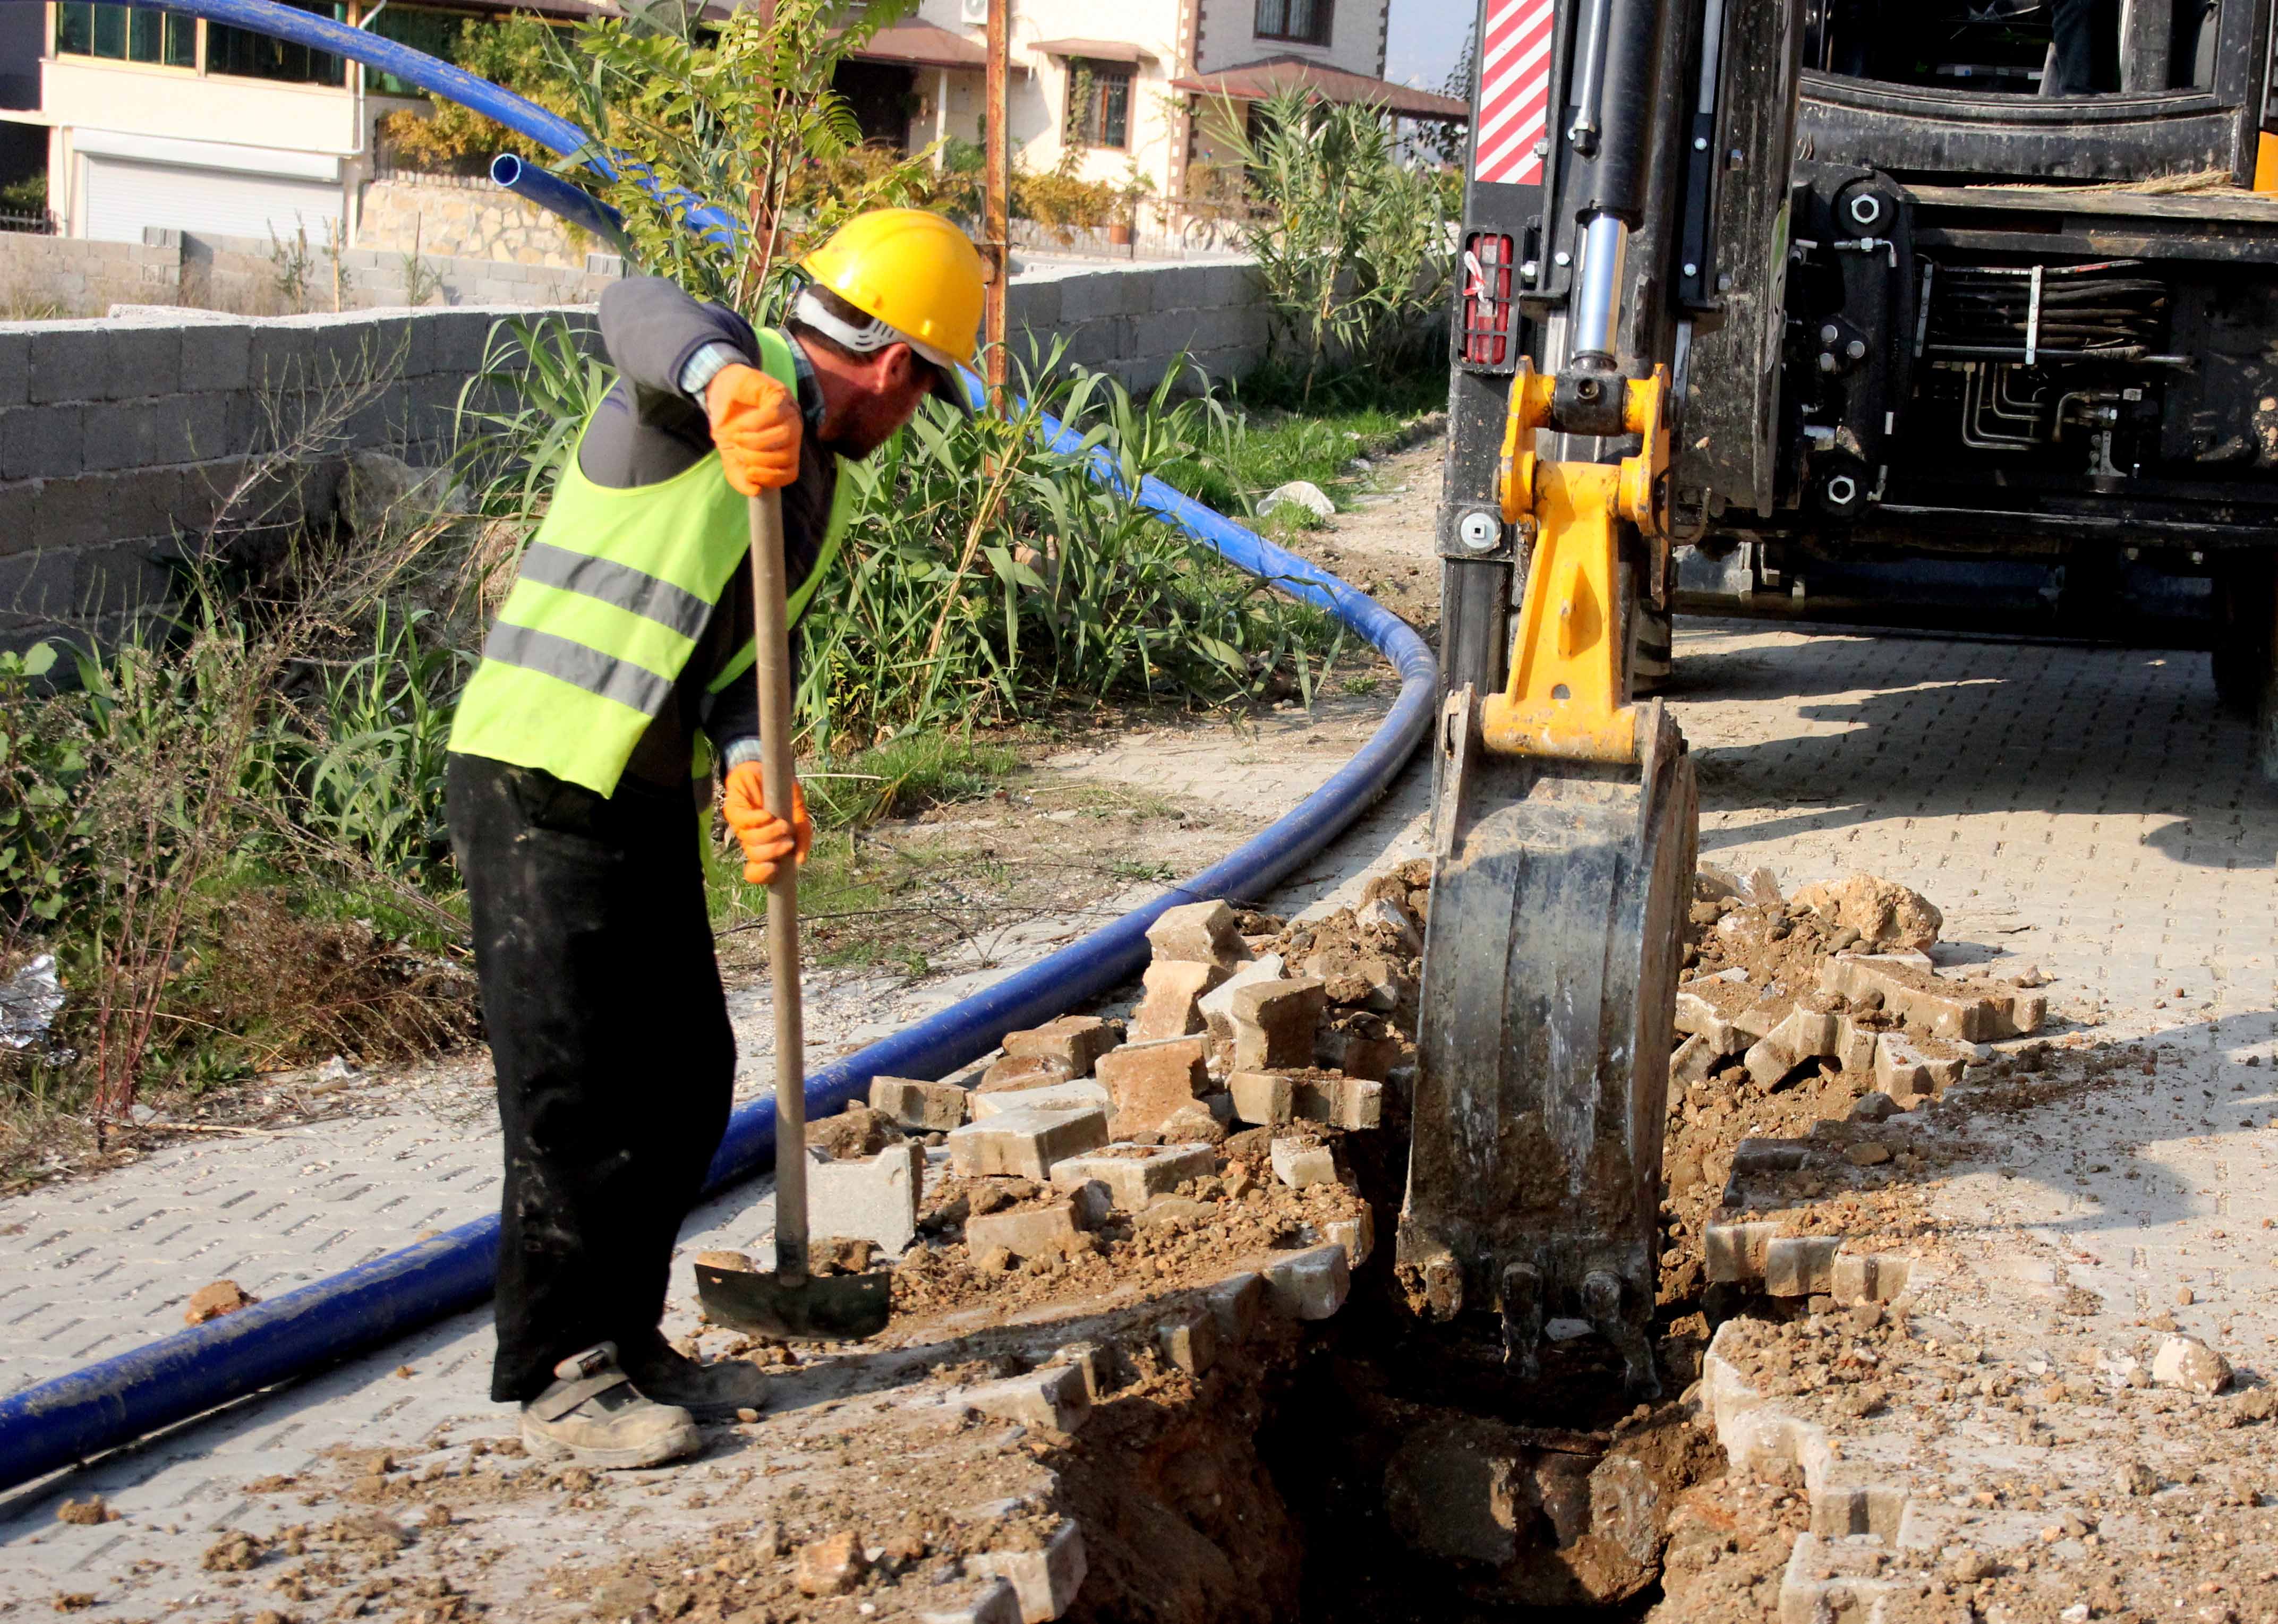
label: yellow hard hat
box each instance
[799,209,986,389]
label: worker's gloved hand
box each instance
[721,763,812,885]
[704,364,801,495]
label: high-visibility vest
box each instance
[447,328,854,797]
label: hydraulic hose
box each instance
[0,11,1441,1493]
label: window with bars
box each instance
[1068,59,1132,149]
[55,3,195,67]
[1255,0,1332,45]
[208,0,347,85]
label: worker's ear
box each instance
[878,343,929,400]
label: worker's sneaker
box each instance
[619,1334,771,1422]
[521,1343,703,1470]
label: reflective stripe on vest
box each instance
[447,327,851,797]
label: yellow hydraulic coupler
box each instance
[1484,358,1670,763]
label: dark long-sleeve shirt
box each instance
[587,277,837,790]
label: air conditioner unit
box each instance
[959,0,987,22]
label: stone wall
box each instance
[0,305,599,648]
[0,233,182,319]
[356,170,596,270]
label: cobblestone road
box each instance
[7,619,2276,1617]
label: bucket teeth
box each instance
[1497,1261,1543,1378]
[1584,1270,1660,1398]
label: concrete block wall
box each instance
[0,304,598,646]
[0,234,182,318]
[0,253,1269,648]
[1006,255,1266,390]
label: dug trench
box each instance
[214,862,2077,1624]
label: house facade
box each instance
[3,0,1461,249]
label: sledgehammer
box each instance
[694,489,890,1341]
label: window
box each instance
[209,0,346,86]
[55,3,195,67]
[1255,0,1332,45]
[363,6,464,96]
[1068,59,1132,149]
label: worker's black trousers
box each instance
[446,753,735,1404]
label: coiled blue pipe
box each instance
[0,8,1441,1494]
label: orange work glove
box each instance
[704,364,801,495]
[721,763,812,885]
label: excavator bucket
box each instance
[1397,688,1695,1392]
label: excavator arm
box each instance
[1401,0,1803,1389]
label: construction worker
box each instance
[443,209,986,1469]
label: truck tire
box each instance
[2211,556,2275,719]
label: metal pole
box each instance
[984,0,1009,412]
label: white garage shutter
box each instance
[81,156,340,245]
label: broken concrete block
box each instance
[1231,977,1327,1071]
[968,1520,1088,1624]
[1134,1195,1216,1228]
[1227,1070,1294,1125]
[1359,895,1422,953]
[1049,1142,1216,1210]
[1095,1035,1210,1137]
[1206,1272,1267,1341]
[1744,1009,1840,1088]
[963,1366,1091,1435]
[966,1199,1084,1260]
[1325,1206,1374,1266]
[971,1079,1110,1121]
[1764,1234,1840,1297]
[1264,1244,1351,1319]
[1047,1340,1113,1401]
[807,1142,924,1253]
[946,1106,1109,1181]
[1728,1000,1786,1044]
[1156,1310,1217,1375]
[1131,958,1225,1042]
[1830,1252,1910,1305]
[1821,959,2043,1043]
[917,1579,1023,1624]
[979,1054,1075,1093]
[1791,873,1942,953]
[2152,1334,2232,1394]
[1270,1137,1337,1188]
[1198,953,1287,1039]
[1064,1178,1113,1229]
[1673,991,1727,1036]
[1002,1014,1120,1076]
[869,1075,970,1132]
[1146,899,1245,967]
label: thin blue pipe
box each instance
[0,18,1441,1492]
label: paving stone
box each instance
[1263,1244,1350,1319]
[1763,1234,1840,1298]
[1324,1206,1373,1266]
[945,1107,1109,1181]
[1230,977,1326,1071]
[965,1200,1083,1260]
[1095,1036,1209,1137]
[1001,1015,1119,1077]
[970,1080,1110,1121]
[1744,1009,1840,1088]
[1226,1070,1294,1125]
[917,1579,1023,1624]
[978,1054,1076,1093]
[1130,959,1223,1042]
[869,1075,970,1132]
[961,1366,1091,1435]
[1198,953,1286,1039]
[806,1142,924,1253]
[1269,1138,1337,1189]
[1155,1310,1216,1375]
[1144,899,1244,967]
[1048,1142,1215,1210]
[1829,1252,1909,1304]
[968,1519,1088,1623]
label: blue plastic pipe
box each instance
[0,8,1441,1493]
[489,153,630,258]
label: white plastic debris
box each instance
[0,954,63,1049]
